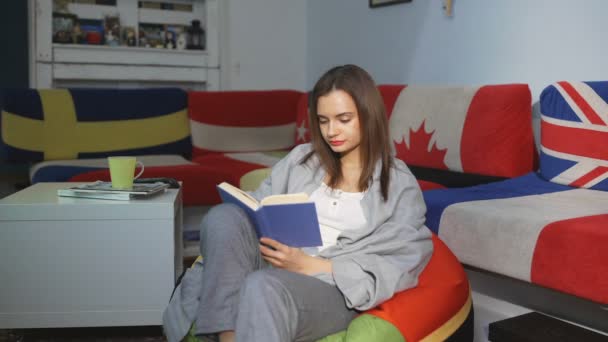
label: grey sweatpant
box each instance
[194,203,357,342]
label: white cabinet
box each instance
[29,0,219,90]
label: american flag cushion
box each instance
[539,81,608,190]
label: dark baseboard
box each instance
[465,266,608,333]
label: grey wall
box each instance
[307,0,608,100]
[0,1,29,88]
[223,0,307,90]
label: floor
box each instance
[0,326,166,342]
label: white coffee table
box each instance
[0,182,183,329]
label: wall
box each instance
[307,0,608,100]
[0,1,29,88]
[222,0,307,91]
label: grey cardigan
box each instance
[250,144,433,311]
[163,144,432,341]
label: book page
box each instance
[217,182,260,210]
[260,193,309,206]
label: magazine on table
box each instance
[57,181,169,201]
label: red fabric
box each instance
[188,90,303,126]
[569,166,608,188]
[377,84,407,119]
[558,81,606,125]
[366,234,470,341]
[531,214,608,304]
[461,84,537,177]
[294,93,311,144]
[417,180,446,191]
[69,162,264,206]
[542,120,608,161]
[394,122,449,170]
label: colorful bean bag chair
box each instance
[183,234,473,342]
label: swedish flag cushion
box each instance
[1,88,190,162]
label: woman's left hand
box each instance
[259,237,332,276]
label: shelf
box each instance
[53,44,208,67]
[53,63,208,82]
[32,0,219,89]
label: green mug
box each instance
[108,156,145,189]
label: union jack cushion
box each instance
[539,81,608,190]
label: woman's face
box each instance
[316,89,362,159]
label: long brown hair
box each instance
[303,64,393,201]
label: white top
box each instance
[303,182,367,255]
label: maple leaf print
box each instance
[394,121,448,169]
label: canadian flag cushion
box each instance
[388,84,536,178]
[539,81,608,190]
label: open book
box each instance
[216,182,322,247]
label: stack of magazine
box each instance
[57,181,170,201]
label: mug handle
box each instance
[134,161,145,180]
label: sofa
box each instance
[423,81,608,334]
[1,83,541,340]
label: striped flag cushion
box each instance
[0,88,190,162]
[388,84,536,178]
[294,92,311,144]
[539,81,608,190]
[189,90,304,157]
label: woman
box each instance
[196,65,432,342]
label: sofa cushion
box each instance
[294,92,311,144]
[189,90,303,157]
[388,84,536,178]
[539,81,608,190]
[189,151,288,204]
[0,88,190,162]
[424,172,608,304]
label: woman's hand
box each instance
[259,237,332,276]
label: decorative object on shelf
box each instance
[164,25,184,49]
[52,12,78,44]
[139,23,165,48]
[164,30,176,49]
[442,0,453,16]
[369,0,412,8]
[80,18,104,45]
[176,32,187,50]
[186,19,205,50]
[104,15,121,46]
[122,26,137,46]
[71,22,85,44]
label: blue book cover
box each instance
[217,182,322,247]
